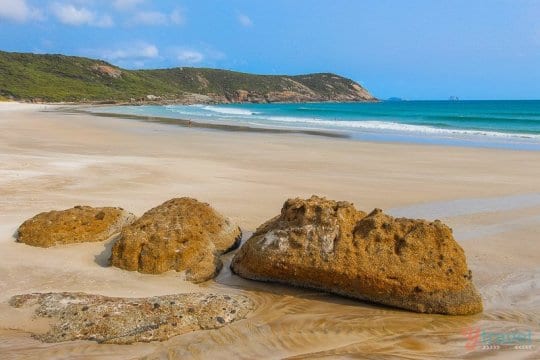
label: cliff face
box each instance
[226,76,373,103]
[0,51,376,103]
[138,67,376,103]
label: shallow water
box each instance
[1,239,538,360]
[93,101,540,150]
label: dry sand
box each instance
[0,102,538,359]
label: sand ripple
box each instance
[1,255,538,359]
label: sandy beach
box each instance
[0,102,538,359]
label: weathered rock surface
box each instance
[9,292,253,344]
[110,198,242,282]
[231,196,483,315]
[17,206,136,247]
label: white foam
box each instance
[200,105,257,116]
[105,105,540,141]
[262,117,540,140]
[164,105,257,117]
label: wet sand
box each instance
[0,103,538,359]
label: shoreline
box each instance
[68,102,540,152]
[69,108,350,139]
[0,102,538,358]
[4,101,540,152]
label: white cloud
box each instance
[95,14,113,27]
[130,9,184,26]
[131,11,166,25]
[176,49,204,64]
[113,0,144,10]
[0,0,43,22]
[169,9,183,25]
[51,2,113,27]
[171,45,225,66]
[51,3,93,25]
[102,42,159,60]
[237,13,253,27]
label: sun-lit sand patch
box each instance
[0,106,538,359]
[49,159,102,170]
[0,169,46,184]
[0,103,53,112]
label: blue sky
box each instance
[0,0,539,100]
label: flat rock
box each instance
[110,198,242,282]
[17,206,136,247]
[9,292,253,344]
[231,195,483,315]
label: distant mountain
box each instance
[0,51,377,104]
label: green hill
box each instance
[0,51,376,103]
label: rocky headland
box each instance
[0,51,377,104]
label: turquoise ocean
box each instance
[94,100,540,150]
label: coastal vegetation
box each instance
[0,51,375,103]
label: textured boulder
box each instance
[231,196,483,315]
[9,292,253,344]
[111,198,242,282]
[17,206,136,247]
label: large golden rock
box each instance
[110,198,241,282]
[231,196,483,315]
[17,206,136,247]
